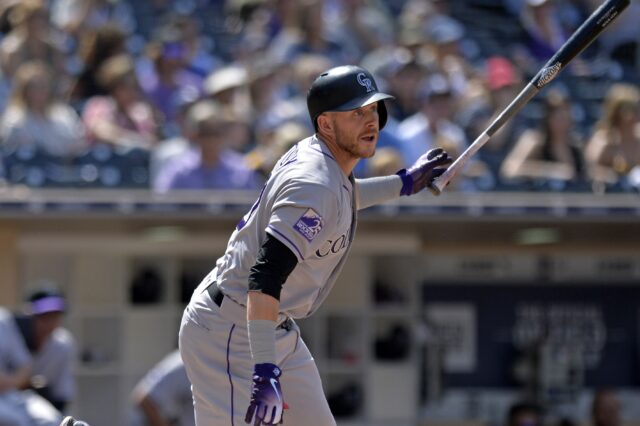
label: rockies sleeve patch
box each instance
[294,208,324,242]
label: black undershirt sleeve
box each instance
[248,234,299,300]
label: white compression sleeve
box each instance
[247,319,277,365]
[355,175,403,210]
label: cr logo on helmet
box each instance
[357,72,374,92]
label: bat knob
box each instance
[428,178,445,196]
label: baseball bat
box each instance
[430,0,630,195]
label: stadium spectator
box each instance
[276,0,352,66]
[49,0,136,38]
[246,55,289,137]
[398,73,475,187]
[149,87,198,184]
[396,0,439,55]
[518,0,569,64]
[0,1,21,37]
[367,146,405,177]
[362,47,425,122]
[171,14,221,83]
[0,303,63,425]
[68,23,128,107]
[13,288,77,412]
[203,64,250,120]
[0,0,66,84]
[422,13,477,98]
[130,349,193,426]
[245,120,309,181]
[327,0,395,61]
[501,88,587,190]
[513,0,596,79]
[506,401,542,426]
[82,54,159,149]
[585,83,640,191]
[153,100,260,192]
[138,27,202,130]
[273,54,332,130]
[202,64,254,152]
[592,388,622,426]
[457,56,526,189]
[0,61,86,157]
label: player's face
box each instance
[331,102,380,159]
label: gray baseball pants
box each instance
[178,283,336,426]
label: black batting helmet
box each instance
[307,65,394,131]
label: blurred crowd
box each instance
[0,0,639,194]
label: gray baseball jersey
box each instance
[209,134,357,318]
[32,328,76,404]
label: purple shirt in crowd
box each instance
[154,148,261,192]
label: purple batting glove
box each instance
[397,148,454,196]
[245,363,286,425]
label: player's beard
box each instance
[333,121,376,160]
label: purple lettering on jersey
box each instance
[294,209,324,242]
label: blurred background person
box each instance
[13,288,76,413]
[591,389,622,426]
[365,146,405,177]
[149,87,199,185]
[245,120,309,181]
[0,0,66,85]
[585,83,640,191]
[457,56,526,189]
[275,53,333,130]
[49,0,135,41]
[276,0,352,66]
[0,302,62,426]
[131,349,193,426]
[1,61,86,157]
[398,72,485,189]
[153,100,260,192]
[421,13,477,98]
[362,48,425,123]
[518,0,569,64]
[501,87,587,191]
[68,23,128,108]
[202,64,249,120]
[139,29,195,135]
[326,0,395,62]
[398,73,466,165]
[82,54,159,150]
[506,401,543,426]
[245,55,286,138]
[169,13,221,85]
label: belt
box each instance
[207,284,293,331]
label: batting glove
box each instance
[245,363,287,425]
[397,148,454,196]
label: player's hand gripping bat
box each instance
[430,0,631,195]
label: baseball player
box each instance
[178,65,453,425]
[131,349,194,426]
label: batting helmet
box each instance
[307,65,394,131]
